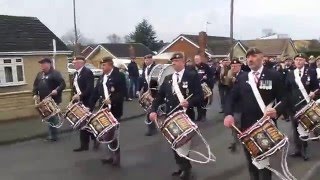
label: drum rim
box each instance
[239,117,274,138]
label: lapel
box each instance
[148,63,155,75]
[301,67,309,86]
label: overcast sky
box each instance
[1,0,319,43]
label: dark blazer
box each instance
[151,68,203,115]
[195,62,214,89]
[224,67,286,130]
[227,70,244,113]
[140,62,156,93]
[72,66,94,107]
[90,67,126,119]
[285,67,319,112]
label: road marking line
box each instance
[301,160,320,180]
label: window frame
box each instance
[0,57,26,87]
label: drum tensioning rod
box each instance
[167,94,193,116]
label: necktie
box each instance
[176,73,179,83]
[299,70,302,77]
[253,71,260,84]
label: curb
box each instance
[0,113,145,146]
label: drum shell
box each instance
[65,102,91,130]
[161,111,198,149]
[295,101,320,132]
[239,118,285,158]
[87,109,119,142]
[35,97,60,120]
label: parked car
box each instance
[67,63,103,77]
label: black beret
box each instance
[246,47,263,58]
[294,53,307,60]
[100,56,114,64]
[38,58,52,64]
[144,54,153,59]
[74,56,86,61]
[170,52,184,61]
[231,58,241,64]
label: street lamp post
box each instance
[73,0,78,55]
[230,0,234,60]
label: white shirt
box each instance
[294,66,304,78]
[174,68,185,83]
[250,65,264,79]
[74,66,84,94]
[145,64,152,83]
[103,68,113,109]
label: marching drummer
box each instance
[226,58,243,152]
[149,52,203,180]
[71,56,99,152]
[224,48,286,180]
[89,56,126,167]
[139,54,157,136]
[32,58,66,142]
[194,55,214,121]
[285,53,319,161]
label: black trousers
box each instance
[172,108,194,170]
[80,130,96,148]
[290,116,308,152]
[244,148,272,180]
[196,98,208,120]
[218,85,230,110]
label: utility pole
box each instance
[73,0,78,55]
[230,0,234,60]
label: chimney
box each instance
[198,31,208,62]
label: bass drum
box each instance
[149,64,175,90]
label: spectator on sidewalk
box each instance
[32,58,66,142]
[128,57,140,100]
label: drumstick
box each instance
[232,124,242,134]
[167,94,193,116]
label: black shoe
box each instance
[303,154,309,161]
[180,170,191,180]
[289,151,302,158]
[101,157,113,165]
[93,141,100,151]
[219,110,224,113]
[44,137,57,142]
[228,143,237,152]
[73,147,89,152]
[172,169,182,176]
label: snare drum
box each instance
[294,101,320,133]
[87,108,119,143]
[65,102,92,130]
[160,110,198,149]
[239,117,286,160]
[149,64,175,90]
[201,82,212,99]
[35,96,60,121]
[138,90,154,111]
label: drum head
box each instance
[149,64,174,89]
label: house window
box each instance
[0,57,26,87]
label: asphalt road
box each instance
[1,89,320,180]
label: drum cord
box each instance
[175,130,216,164]
[42,113,64,128]
[107,127,120,152]
[254,138,297,180]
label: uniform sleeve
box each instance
[224,75,241,116]
[205,65,214,89]
[188,73,203,107]
[310,69,319,92]
[55,71,66,93]
[273,72,286,116]
[110,74,126,104]
[89,77,102,111]
[80,70,94,99]
[151,78,166,113]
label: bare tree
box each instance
[262,29,276,37]
[61,29,94,46]
[107,33,122,43]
